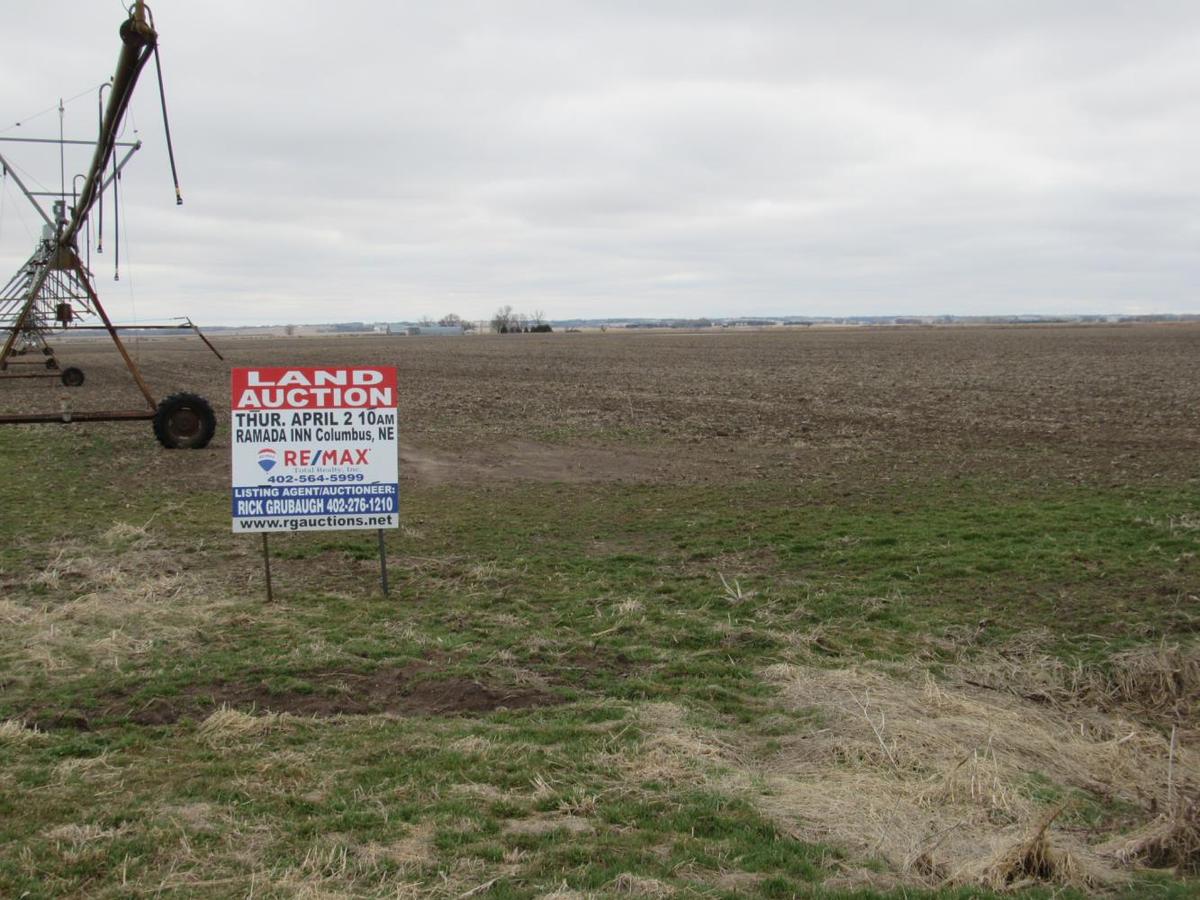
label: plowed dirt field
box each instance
[7,323,1197,486]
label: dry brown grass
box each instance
[41,822,132,867]
[533,887,587,900]
[1099,794,1200,873]
[961,805,1103,890]
[0,718,43,746]
[616,701,744,786]
[5,522,239,679]
[197,706,279,746]
[625,662,1199,890]
[1106,642,1200,720]
[53,751,119,785]
[157,802,219,833]
[950,633,1200,724]
[608,872,675,896]
[253,830,444,899]
[42,822,127,845]
[758,663,1154,888]
[503,815,593,836]
[361,822,436,871]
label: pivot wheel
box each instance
[60,367,85,387]
[153,392,216,449]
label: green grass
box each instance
[0,425,1197,896]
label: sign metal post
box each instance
[377,528,390,597]
[262,533,274,602]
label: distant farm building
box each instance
[404,325,466,336]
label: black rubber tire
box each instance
[60,367,85,387]
[45,357,58,370]
[153,392,216,449]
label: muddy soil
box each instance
[28,661,559,730]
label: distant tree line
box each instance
[387,309,557,334]
[490,305,552,333]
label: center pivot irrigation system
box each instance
[0,2,219,449]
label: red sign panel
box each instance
[232,366,397,410]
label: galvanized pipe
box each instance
[0,409,155,424]
[64,10,156,246]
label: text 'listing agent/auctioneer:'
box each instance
[232,367,397,410]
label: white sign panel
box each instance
[231,366,399,533]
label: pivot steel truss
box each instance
[0,1,219,447]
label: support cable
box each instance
[1,82,106,136]
[2,174,34,242]
[4,155,53,196]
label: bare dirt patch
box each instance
[401,440,679,485]
[28,661,560,730]
[530,648,641,683]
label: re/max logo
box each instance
[283,448,370,466]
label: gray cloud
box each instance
[1,1,1198,323]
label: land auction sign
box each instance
[231,366,399,533]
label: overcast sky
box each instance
[1,2,1198,324]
